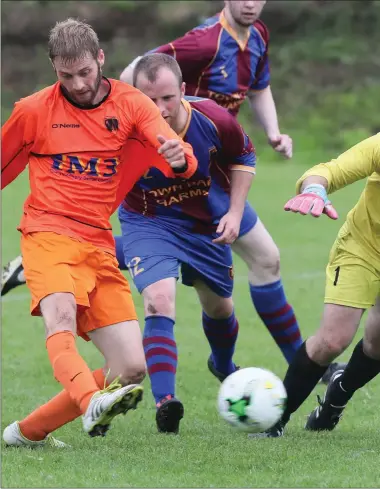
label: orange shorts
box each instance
[21,232,138,341]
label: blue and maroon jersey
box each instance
[122,96,255,232]
[150,10,270,116]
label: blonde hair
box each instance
[48,18,99,62]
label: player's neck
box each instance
[92,78,111,105]
[224,9,250,41]
[172,103,189,136]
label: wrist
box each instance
[267,130,280,140]
[172,158,188,174]
[302,183,329,203]
[267,131,281,145]
[228,207,244,218]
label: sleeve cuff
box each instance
[229,164,256,174]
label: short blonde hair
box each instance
[48,18,99,62]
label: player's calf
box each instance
[232,221,305,365]
[194,281,239,379]
[89,320,147,388]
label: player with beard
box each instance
[2,19,198,448]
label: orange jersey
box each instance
[1,78,197,253]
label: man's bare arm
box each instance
[120,56,142,84]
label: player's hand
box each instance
[157,135,187,171]
[213,211,241,245]
[268,134,293,159]
[284,184,338,220]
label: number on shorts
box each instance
[127,256,145,278]
[333,266,340,286]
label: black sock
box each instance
[328,339,380,406]
[281,341,328,424]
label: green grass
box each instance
[2,144,380,488]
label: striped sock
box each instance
[202,311,239,376]
[143,316,177,405]
[249,280,303,363]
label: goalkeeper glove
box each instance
[284,183,338,220]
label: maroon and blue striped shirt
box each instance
[150,10,270,116]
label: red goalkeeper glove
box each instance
[284,184,338,220]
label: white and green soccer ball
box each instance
[217,367,287,433]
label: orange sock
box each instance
[46,331,99,413]
[19,368,106,441]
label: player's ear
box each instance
[181,82,186,97]
[97,49,105,68]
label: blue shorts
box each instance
[239,202,258,238]
[118,207,234,298]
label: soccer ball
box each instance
[217,367,287,433]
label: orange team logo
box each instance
[229,266,234,279]
[104,117,119,132]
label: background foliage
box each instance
[2,0,380,153]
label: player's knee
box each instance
[203,297,234,319]
[257,247,280,274]
[248,246,281,283]
[145,291,175,318]
[41,295,77,336]
[311,333,349,362]
[119,362,147,385]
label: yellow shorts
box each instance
[21,232,138,341]
[325,229,380,309]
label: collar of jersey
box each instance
[220,9,250,51]
[60,76,111,110]
[178,99,192,138]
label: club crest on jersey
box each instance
[105,117,119,132]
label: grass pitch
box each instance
[2,147,380,488]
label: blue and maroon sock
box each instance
[143,316,177,405]
[249,279,303,364]
[202,311,239,376]
[114,235,127,270]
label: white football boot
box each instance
[2,255,26,296]
[82,379,144,437]
[3,421,69,448]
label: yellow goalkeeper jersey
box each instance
[296,134,380,263]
